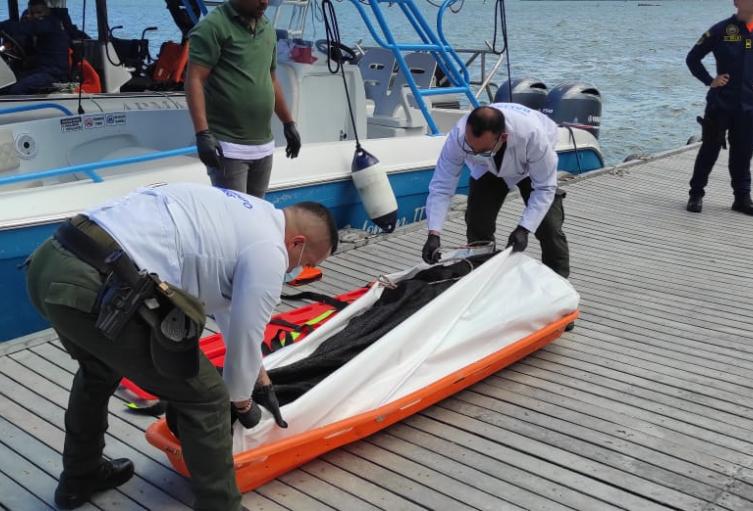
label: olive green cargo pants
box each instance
[25,238,241,511]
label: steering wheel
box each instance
[0,30,26,62]
[315,39,357,64]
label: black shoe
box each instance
[565,322,575,332]
[731,197,753,215]
[686,196,703,213]
[55,459,135,509]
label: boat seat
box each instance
[359,48,435,137]
[358,47,394,105]
[120,41,188,92]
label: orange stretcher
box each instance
[145,310,579,492]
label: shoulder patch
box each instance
[696,31,711,46]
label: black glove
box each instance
[283,122,301,158]
[422,234,441,264]
[231,401,262,429]
[507,226,529,253]
[253,384,288,428]
[195,129,223,169]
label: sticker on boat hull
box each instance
[60,116,82,132]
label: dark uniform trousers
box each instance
[25,236,242,511]
[465,172,570,278]
[690,106,753,199]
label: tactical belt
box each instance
[54,214,124,275]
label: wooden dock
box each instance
[2,144,753,510]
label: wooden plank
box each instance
[573,278,753,330]
[530,348,753,429]
[568,320,753,375]
[552,332,753,404]
[0,329,57,357]
[0,434,100,511]
[255,480,335,511]
[495,370,753,462]
[0,383,191,510]
[0,416,149,511]
[435,399,729,511]
[563,198,753,251]
[322,449,475,511]
[372,430,578,511]
[12,348,156,426]
[0,367,196,507]
[406,414,669,511]
[542,340,753,407]
[571,269,753,328]
[577,301,752,352]
[571,242,750,302]
[277,470,381,511]
[562,212,752,262]
[239,493,291,511]
[0,469,53,511]
[468,381,753,484]
[350,439,525,511]
[298,459,426,511]
[385,423,617,511]
[569,320,753,381]
[485,374,753,469]
[451,391,753,508]
[544,337,753,407]
[569,308,753,364]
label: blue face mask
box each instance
[284,242,305,283]
[284,266,303,283]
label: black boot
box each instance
[55,459,134,509]
[732,196,753,215]
[686,196,703,213]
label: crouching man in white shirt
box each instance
[423,104,570,280]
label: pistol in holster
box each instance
[95,250,159,341]
[697,115,727,150]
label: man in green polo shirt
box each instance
[186,0,301,198]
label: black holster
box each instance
[95,250,161,340]
[698,114,727,149]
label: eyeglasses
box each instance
[458,131,504,158]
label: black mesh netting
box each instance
[269,252,497,406]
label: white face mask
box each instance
[284,242,305,283]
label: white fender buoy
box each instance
[351,146,398,233]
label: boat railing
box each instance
[446,47,507,103]
[0,102,74,118]
[0,146,196,187]
[348,0,479,135]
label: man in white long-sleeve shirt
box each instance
[25,183,337,510]
[423,103,570,279]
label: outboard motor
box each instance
[494,78,548,112]
[351,147,398,233]
[542,82,602,138]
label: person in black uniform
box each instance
[686,0,753,215]
[0,0,70,95]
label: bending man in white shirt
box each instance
[423,104,569,278]
[25,183,337,510]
